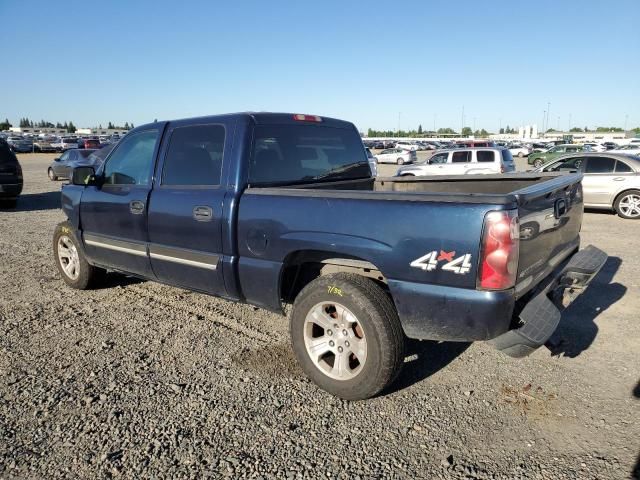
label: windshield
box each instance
[249,124,370,185]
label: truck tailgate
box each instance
[514,173,583,298]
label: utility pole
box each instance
[546,102,551,134]
[542,111,546,137]
[397,112,401,137]
[461,106,465,134]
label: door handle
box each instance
[129,200,145,214]
[613,177,626,181]
[193,205,213,222]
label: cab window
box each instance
[585,156,616,174]
[476,151,495,163]
[162,125,224,186]
[451,151,471,163]
[103,130,159,185]
[615,160,633,173]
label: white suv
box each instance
[396,148,516,176]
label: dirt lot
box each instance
[1,153,638,479]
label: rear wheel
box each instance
[290,273,405,400]
[518,151,524,157]
[533,158,544,168]
[397,158,404,165]
[53,222,106,289]
[614,190,640,219]
[48,168,57,181]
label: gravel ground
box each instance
[1,153,638,479]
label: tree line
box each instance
[0,117,135,133]
[367,124,640,137]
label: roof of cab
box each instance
[131,112,355,134]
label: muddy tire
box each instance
[290,273,405,400]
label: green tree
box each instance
[569,127,583,133]
[0,118,12,130]
[67,121,76,133]
[546,128,556,133]
[499,128,505,134]
[108,121,114,129]
[584,126,589,132]
[417,124,423,134]
[124,122,130,129]
[461,127,472,136]
[437,127,456,135]
[632,127,640,134]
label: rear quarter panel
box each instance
[237,190,498,310]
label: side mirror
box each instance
[54,157,60,162]
[72,166,98,186]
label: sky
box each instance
[1,0,639,133]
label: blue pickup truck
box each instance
[54,113,607,400]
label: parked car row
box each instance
[0,132,122,153]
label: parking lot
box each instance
[1,153,639,479]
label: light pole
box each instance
[542,111,546,137]
[568,113,572,132]
[546,102,551,134]
[624,114,628,132]
[461,106,465,134]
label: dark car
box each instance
[53,112,606,400]
[602,142,619,150]
[48,149,98,180]
[7,136,33,153]
[0,139,23,207]
[78,138,101,149]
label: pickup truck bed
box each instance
[55,112,606,400]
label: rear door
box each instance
[449,150,471,174]
[473,150,499,173]
[146,120,230,296]
[581,156,617,205]
[80,128,161,277]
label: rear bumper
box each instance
[489,245,607,358]
[0,182,23,197]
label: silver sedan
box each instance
[534,152,640,219]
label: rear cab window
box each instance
[585,156,616,173]
[249,124,370,185]
[451,151,471,163]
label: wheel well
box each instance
[280,251,387,305]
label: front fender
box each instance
[60,184,85,230]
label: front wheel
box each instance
[518,151,524,157]
[53,222,105,289]
[48,168,57,181]
[290,273,405,400]
[397,158,404,165]
[615,190,640,219]
[533,158,544,168]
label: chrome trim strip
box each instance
[149,252,218,270]
[148,244,219,270]
[83,233,148,257]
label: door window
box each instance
[162,125,225,185]
[451,151,471,163]
[584,156,616,173]
[476,151,495,163]
[429,153,448,164]
[615,161,633,173]
[103,130,158,185]
[545,156,584,171]
[59,151,70,162]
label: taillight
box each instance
[500,164,505,173]
[293,114,322,122]
[478,210,519,290]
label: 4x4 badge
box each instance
[411,250,472,275]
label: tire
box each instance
[48,168,58,181]
[401,174,415,177]
[614,189,640,219]
[533,158,544,168]
[397,158,404,165]
[518,151,524,157]
[53,222,106,289]
[290,273,405,400]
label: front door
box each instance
[80,128,162,278]
[582,156,617,206]
[147,121,229,296]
